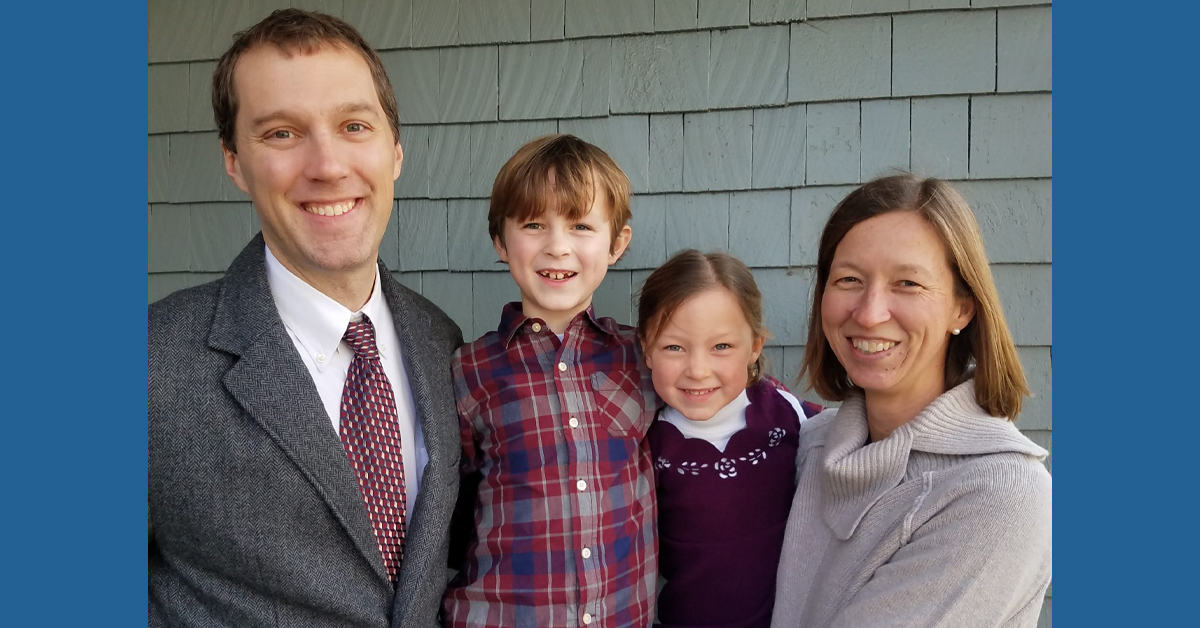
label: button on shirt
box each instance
[264,246,427,518]
[444,303,659,628]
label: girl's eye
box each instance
[663,344,683,352]
[714,343,731,351]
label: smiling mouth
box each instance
[302,199,359,217]
[538,270,577,280]
[682,387,717,397]
[852,339,897,354]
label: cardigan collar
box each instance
[820,379,1047,540]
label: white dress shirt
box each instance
[264,245,426,520]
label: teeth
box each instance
[684,388,716,396]
[853,339,896,354]
[538,271,576,280]
[305,200,355,216]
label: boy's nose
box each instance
[543,227,571,256]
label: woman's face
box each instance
[821,211,975,409]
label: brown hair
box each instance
[212,8,400,153]
[488,134,632,252]
[637,249,770,385]
[799,173,1030,420]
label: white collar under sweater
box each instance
[804,379,1048,541]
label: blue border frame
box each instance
[3,4,146,625]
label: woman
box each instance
[772,174,1051,628]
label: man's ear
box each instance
[492,235,509,263]
[608,224,633,264]
[222,141,250,194]
[392,141,404,181]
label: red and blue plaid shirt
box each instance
[444,303,659,628]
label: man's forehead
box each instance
[231,44,382,116]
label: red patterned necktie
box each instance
[340,314,407,583]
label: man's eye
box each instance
[271,130,292,140]
[346,123,364,132]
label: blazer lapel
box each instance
[207,236,389,584]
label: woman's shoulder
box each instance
[797,406,840,448]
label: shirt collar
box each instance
[661,389,750,441]
[497,302,620,347]
[264,244,390,367]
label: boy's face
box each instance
[493,194,631,334]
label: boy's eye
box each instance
[572,223,593,231]
[522,222,543,230]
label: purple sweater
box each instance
[649,380,807,628]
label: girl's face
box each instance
[643,288,765,422]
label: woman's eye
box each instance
[833,276,859,285]
[899,280,921,288]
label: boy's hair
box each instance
[212,8,401,153]
[798,172,1030,420]
[637,249,770,385]
[489,134,632,253]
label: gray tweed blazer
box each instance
[149,235,463,628]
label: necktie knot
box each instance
[343,316,380,359]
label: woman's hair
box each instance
[798,173,1030,420]
[637,249,770,385]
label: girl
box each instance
[637,249,823,628]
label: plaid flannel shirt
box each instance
[444,303,658,628]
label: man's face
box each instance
[223,45,401,290]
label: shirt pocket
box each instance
[590,370,654,439]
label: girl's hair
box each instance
[798,172,1030,420]
[637,249,770,385]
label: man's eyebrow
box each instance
[247,102,381,130]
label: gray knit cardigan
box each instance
[771,380,1051,628]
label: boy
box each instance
[443,135,658,628]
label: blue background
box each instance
[2,1,1192,625]
[1056,1,1196,625]
[1,3,146,626]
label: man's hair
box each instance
[212,8,400,153]
[488,134,632,253]
[798,172,1030,420]
[637,249,770,385]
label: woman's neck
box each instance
[864,387,943,442]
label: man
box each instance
[148,9,462,627]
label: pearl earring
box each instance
[951,328,961,335]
